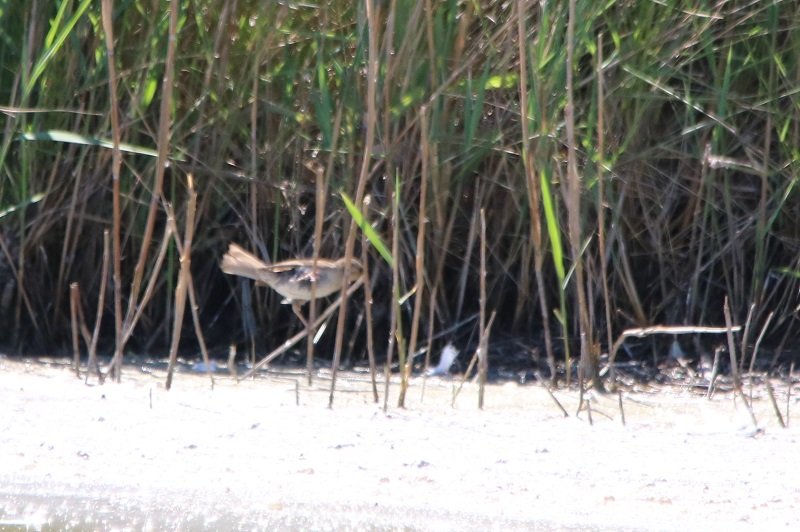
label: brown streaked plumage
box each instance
[220,243,362,325]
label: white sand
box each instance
[1,356,797,530]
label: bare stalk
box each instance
[516,0,556,381]
[565,0,597,390]
[304,161,327,385]
[362,233,379,402]
[401,106,430,406]
[748,311,774,374]
[88,230,111,377]
[69,283,81,376]
[99,0,123,380]
[608,324,742,384]
[477,208,488,408]
[165,176,200,390]
[595,32,614,357]
[724,297,758,427]
[328,0,379,408]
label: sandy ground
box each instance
[0,355,798,531]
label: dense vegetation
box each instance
[1,1,798,387]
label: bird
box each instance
[220,243,363,326]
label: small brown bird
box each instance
[220,243,362,325]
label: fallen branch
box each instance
[607,324,742,384]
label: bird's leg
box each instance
[292,302,309,329]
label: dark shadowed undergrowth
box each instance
[0,1,799,394]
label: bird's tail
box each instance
[220,243,268,281]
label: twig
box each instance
[608,324,742,384]
[328,0,378,409]
[586,398,593,426]
[100,0,124,381]
[723,298,742,393]
[87,230,111,382]
[787,362,793,427]
[69,283,81,377]
[478,311,496,410]
[748,310,774,374]
[238,279,364,381]
[405,105,430,407]
[120,223,173,348]
[764,376,785,428]
[738,303,756,374]
[724,298,757,428]
[515,0,556,383]
[227,344,237,378]
[164,175,207,390]
[303,161,326,386]
[452,312,496,409]
[706,346,722,399]
[384,176,400,413]
[361,237,379,403]
[478,208,488,409]
[535,372,568,417]
[70,283,103,383]
[618,390,626,426]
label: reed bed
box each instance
[0,1,798,394]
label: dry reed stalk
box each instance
[100,0,123,381]
[380,0,398,415]
[402,106,430,407]
[69,282,103,383]
[87,230,111,383]
[361,233,379,402]
[304,161,327,386]
[748,311,774,374]
[477,312,496,410]
[596,32,614,358]
[739,303,756,374]
[565,0,597,391]
[69,283,80,376]
[247,11,262,371]
[515,0,556,381]
[102,0,179,380]
[71,285,92,354]
[328,0,379,408]
[763,376,785,428]
[165,204,192,387]
[723,298,742,392]
[724,298,758,427]
[787,362,794,427]
[534,372,568,417]
[455,184,482,325]
[186,273,212,382]
[164,209,187,391]
[237,278,365,381]
[164,176,213,390]
[452,311,495,409]
[68,231,112,383]
[55,156,87,317]
[478,209,487,409]
[385,179,402,411]
[586,398,593,426]
[607,324,743,384]
[119,224,173,348]
[617,390,626,426]
[706,346,722,399]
